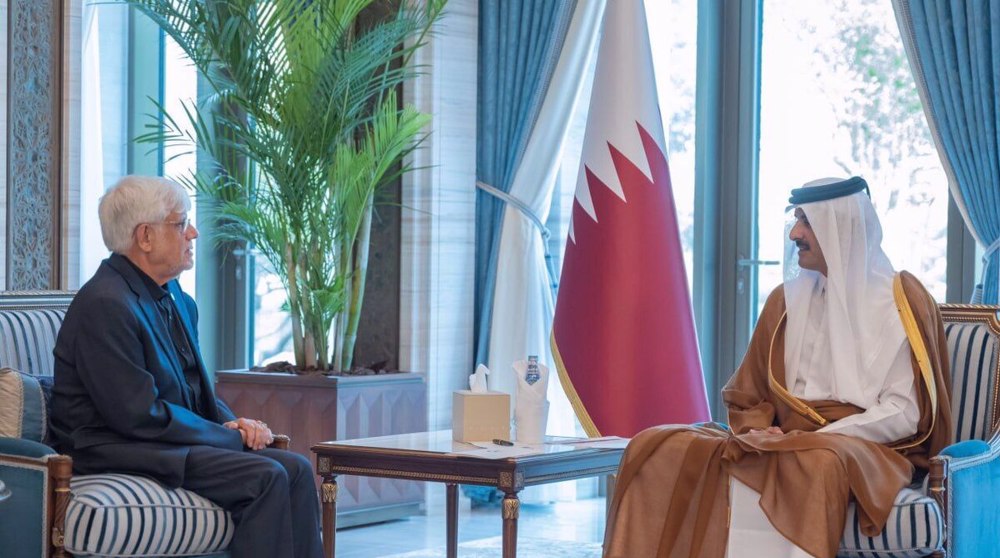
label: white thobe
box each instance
[727,478,813,558]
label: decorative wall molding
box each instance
[0,2,7,290]
[6,0,63,290]
[62,0,82,289]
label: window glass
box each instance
[757,0,948,318]
[80,8,199,295]
[163,35,199,296]
[80,2,129,285]
[648,0,698,290]
[253,257,293,365]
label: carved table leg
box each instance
[502,491,520,558]
[446,483,458,558]
[321,474,338,558]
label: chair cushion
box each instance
[838,487,943,557]
[945,321,999,442]
[65,474,234,557]
[0,367,51,442]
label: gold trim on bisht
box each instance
[766,272,939,444]
[550,331,602,438]
[767,312,829,426]
[890,272,938,450]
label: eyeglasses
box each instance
[158,216,191,233]
[133,216,192,237]
[147,217,191,234]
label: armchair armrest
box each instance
[930,436,1000,558]
[939,439,990,459]
[270,433,290,450]
[0,436,57,459]
[0,437,71,558]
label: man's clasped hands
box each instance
[223,417,275,450]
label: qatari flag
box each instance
[551,0,709,438]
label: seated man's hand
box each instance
[224,417,274,450]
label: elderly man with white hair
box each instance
[603,177,953,558]
[49,176,322,558]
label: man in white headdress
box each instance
[603,177,952,558]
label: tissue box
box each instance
[452,390,510,442]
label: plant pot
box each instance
[215,369,428,528]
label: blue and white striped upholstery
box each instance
[835,311,1000,557]
[66,474,234,557]
[838,488,943,558]
[0,309,65,378]
[945,321,998,442]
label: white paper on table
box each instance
[453,442,544,459]
[573,438,629,450]
[544,435,630,450]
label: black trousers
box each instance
[182,446,323,558]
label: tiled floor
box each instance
[333,487,608,558]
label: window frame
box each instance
[693,0,762,419]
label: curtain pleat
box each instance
[895,0,1000,302]
[475,0,576,365]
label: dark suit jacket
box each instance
[50,254,242,487]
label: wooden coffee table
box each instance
[312,430,626,558]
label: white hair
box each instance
[98,176,191,253]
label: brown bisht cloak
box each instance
[603,271,952,558]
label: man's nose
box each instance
[188,224,199,240]
[789,224,801,241]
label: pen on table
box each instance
[493,438,514,446]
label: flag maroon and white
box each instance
[551,0,710,438]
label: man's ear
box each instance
[133,224,154,253]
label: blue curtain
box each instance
[896,0,1000,303]
[475,0,576,366]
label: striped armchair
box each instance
[0,291,288,558]
[836,304,1000,558]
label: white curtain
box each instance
[485,0,605,500]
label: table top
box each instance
[312,430,627,492]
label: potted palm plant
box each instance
[130,0,444,372]
[127,0,445,526]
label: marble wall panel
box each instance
[401,0,478,432]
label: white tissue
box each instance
[511,360,549,443]
[469,364,491,393]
